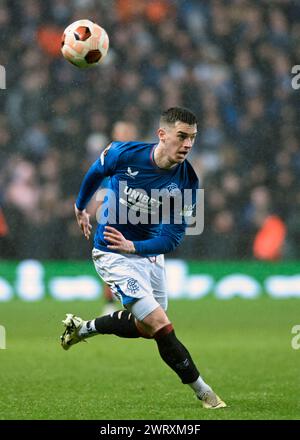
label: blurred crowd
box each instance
[0,0,300,260]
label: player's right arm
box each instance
[75,142,120,239]
[76,159,108,211]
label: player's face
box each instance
[159,121,197,164]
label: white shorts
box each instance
[92,248,168,321]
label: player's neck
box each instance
[154,143,178,169]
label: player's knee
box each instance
[150,319,171,336]
[141,308,170,337]
[135,318,169,338]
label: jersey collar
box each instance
[150,144,179,172]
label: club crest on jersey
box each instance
[127,278,140,293]
[125,167,139,178]
[167,182,181,197]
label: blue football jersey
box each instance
[76,141,199,256]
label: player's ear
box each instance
[157,127,166,142]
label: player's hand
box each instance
[74,204,92,240]
[104,226,136,254]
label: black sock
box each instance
[154,324,200,384]
[94,310,142,338]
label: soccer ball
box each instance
[61,19,109,68]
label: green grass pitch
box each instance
[0,298,299,420]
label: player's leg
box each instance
[128,257,226,408]
[61,300,225,408]
[60,251,225,408]
[128,302,226,409]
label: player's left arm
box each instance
[103,175,199,255]
[103,226,136,253]
[132,223,186,256]
[103,190,189,255]
[75,142,122,240]
[102,223,185,255]
[131,177,199,256]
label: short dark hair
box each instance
[160,107,197,126]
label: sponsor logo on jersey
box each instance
[120,185,161,213]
